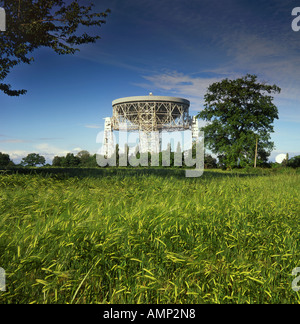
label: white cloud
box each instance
[84,124,102,129]
[3,150,29,163]
[0,139,28,144]
[35,143,69,156]
[28,143,70,163]
[213,30,300,123]
[9,145,87,164]
[72,147,83,153]
[136,71,230,112]
[137,27,300,122]
[3,142,89,164]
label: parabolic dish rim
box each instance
[112,96,190,106]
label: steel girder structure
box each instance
[102,95,195,156]
[111,96,191,133]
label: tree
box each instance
[204,154,217,169]
[76,150,90,166]
[0,0,110,96]
[21,153,46,166]
[0,152,14,168]
[52,155,63,167]
[88,154,98,167]
[53,152,98,167]
[287,155,300,168]
[76,150,99,167]
[197,74,281,168]
[64,153,80,167]
[281,153,289,167]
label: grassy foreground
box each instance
[0,168,299,304]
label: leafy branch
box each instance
[0,0,110,96]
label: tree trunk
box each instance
[254,137,258,168]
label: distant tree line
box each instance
[52,151,98,167]
[1,151,299,170]
[100,143,218,169]
[286,155,300,168]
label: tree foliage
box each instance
[52,151,98,167]
[21,153,45,166]
[204,154,217,169]
[287,155,300,168]
[197,74,281,168]
[0,0,110,96]
[76,150,90,165]
[0,152,14,167]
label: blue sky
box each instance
[1,0,300,163]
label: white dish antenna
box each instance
[275,153,287,164]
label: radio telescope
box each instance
[102,94,199,156]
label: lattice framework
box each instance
[112,100,191,133]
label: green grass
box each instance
[0,168,299,304]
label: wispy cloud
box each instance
[35,143,69,156]
[3,150,29,163]
[214,29,300,123]
[136,22,300,120]
[217,32,300,90]
[72,147,83,153]
[36,137,63,141]
[135,71,233,112]
[0,139,29,144]
[75,46,152,74]
[84,124,102,129]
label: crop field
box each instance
[0,168,299,304]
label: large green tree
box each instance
[0,0,110,96]
[197,74,281,168]
[21,153,45,166]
